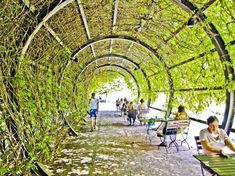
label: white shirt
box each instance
[138,103,148,118]
[90,98,98,109]
[199,128,232,154]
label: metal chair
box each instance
[158,121,179,153]
[145,121,162,144]
[177,120,191,150]
[194,136,205,176]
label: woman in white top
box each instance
[138,99,149,126]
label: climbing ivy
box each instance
[1,0,235,174]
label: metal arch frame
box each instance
[109,0,119,58]
[105,70,126,78]
[75,54,140,77]
[73,69,127,110]
[73,67,135,109]
[95,69,127,79]
[78,68,129,87]
[78,63,141,99]
[21,0,74,59]
[97,65,140,99]
[71,35,174,117]
[18,0,235,131]
[72,53,152,106]
[175,0,235,132]
[11,1,72,174]
[76,0,96,58]
[19,0,232,122]
[72,35,162,60]
[20,0,71,52]
[19,0,174,116]
[125,0,157,54]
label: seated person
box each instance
[200,116,235,155]
[158,105,189,134]
[174,105,189,133]
[174,105,189,120]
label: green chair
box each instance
[194,136,205,176]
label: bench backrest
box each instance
[177,120,190,128]
[177,120,190,132]
[165,121,179,135]
[139,108,149,114]
[165,120,190,135]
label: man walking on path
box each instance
[89,92,99,131]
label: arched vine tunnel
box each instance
[1,0,235,174]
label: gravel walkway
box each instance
[47,111,211,176]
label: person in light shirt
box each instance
[137,99,149,126]
[199,116,235,155]
[89,92,99,131]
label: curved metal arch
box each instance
[74,68,130,92]
[71,35,174,116]
[73,69,128,110]
[76,54,140,78]
[20,0,74,59]
[73,53,152,105]
[79,63,140,99]
[97,64,140,99]
[19,0,175,117]
[72,35,162,59]
[176,0,235,132]
[100,70,127,79]
[81,68,129,85]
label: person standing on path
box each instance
[89,92,99,131]
[127,101,137,126]
[137,99,149,126]
[116,98,120,111]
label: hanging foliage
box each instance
[1,0,235,174]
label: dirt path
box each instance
[47,111,209,176]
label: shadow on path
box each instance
[46,110,206,176]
